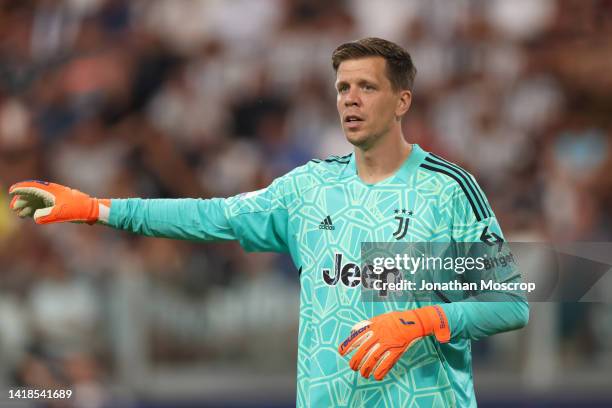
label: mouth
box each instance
[344,114,364,130]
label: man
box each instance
[9,38,528,407]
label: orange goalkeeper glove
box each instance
[338,305,451,380]
[8,180,110,225]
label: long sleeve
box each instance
[108,175,292,253]
[108,197,237,241]
[441,295,529,341]
[439,179,529,341]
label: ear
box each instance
[395,90,412,120]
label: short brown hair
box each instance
[332,37,416,91]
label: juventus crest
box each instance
[393,209,412,240]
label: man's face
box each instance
[335,57,407,149]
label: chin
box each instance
[344,131,374,149]
[345,135,366,148]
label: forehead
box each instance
[335,56,389,84]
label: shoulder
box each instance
[418,152,480,189]
[283,153,352,181]
[308,153,352,174]
[418,152,492,221]
[270,153,352,196]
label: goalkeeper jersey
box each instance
[109,144,528,408]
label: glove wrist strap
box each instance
[95,199,111,225]
[417,305,451,343]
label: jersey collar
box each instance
[342,144,428,185]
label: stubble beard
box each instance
[345,129,375,151]
[345,123,391,152]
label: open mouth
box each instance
[344,115,364,130]
[344,115,364,123]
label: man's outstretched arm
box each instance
[9,179,291,253]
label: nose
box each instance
[344,87,360,107]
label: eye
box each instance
[362,84,375,91]
[337,84,349,94]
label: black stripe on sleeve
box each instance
[420,164,483,222]
[424,156,490,220]
[430,153,491,218]
[311,158,350,164]
[323,158,350,164]
[434,289,452,303]
[311,153,352,165]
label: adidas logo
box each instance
[319,215,335,230]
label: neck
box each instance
[355,131,412,184]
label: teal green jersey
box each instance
[109,144,528,407]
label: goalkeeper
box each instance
[9,38,528,407]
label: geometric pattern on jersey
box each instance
[223,144,503,407]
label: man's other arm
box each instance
[440,182,529,341]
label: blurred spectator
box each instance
[1,0,612,405]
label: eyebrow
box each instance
[335,79,377,89]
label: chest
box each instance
[292,182,451,246]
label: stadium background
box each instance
[1,0,611,407]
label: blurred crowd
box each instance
[1,0,612,406]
